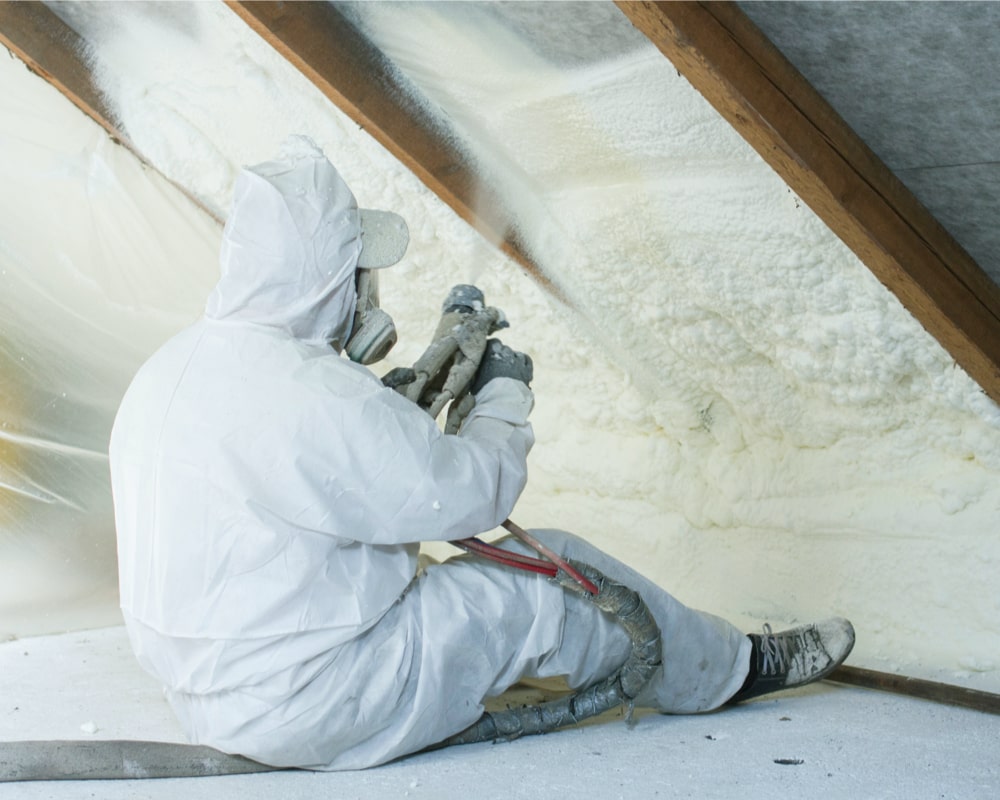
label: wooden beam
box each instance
[1,1,553,291]
[831,666,1000,716]
[0,1,220,223]
[616,1,1000,405]
[225,0,557,296]
[0,1,126,145]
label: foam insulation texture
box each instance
[1,1,998,690]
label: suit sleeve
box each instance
[268,364,535,546]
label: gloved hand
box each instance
[471,338,533,394]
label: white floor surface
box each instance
[1,627,996,799]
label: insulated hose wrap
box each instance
[0,740,275,782]
[438,559,662,747]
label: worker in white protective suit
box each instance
[109,137,855,771]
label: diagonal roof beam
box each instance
[0,2,553,295]
[224,0,558,298]
[0,1,124,144]
[8,0,997,396]
[0,1,221,223]
[616,1,1000,405]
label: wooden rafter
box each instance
[0,1,220,222]
[224,0,556,296]
[6,1,998,397]
[0,0,547,276]
[5,0,998,396]
[615,0,1000,405]
[0,1,126,145]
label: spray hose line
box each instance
[0,741,273,782]
[454,519,600,595]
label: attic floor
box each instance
[1,627,995,799]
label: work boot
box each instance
[731,617,855,702]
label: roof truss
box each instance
[226,1,556,297]
[0,2,119,141]
[2,0,999,401]
[616,1,1000,403]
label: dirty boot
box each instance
[731,618,855,702]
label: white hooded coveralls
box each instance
[110,147,750,770]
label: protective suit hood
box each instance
[205,137,406,349]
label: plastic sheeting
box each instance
[0,52,221,636]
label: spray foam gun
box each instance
[382,285,598,595]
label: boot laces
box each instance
[759,623,792,676]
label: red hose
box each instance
[452,537,558,577]
[450,520,600,595]
[501,519,599,595]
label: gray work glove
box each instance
[471,338,533,394]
